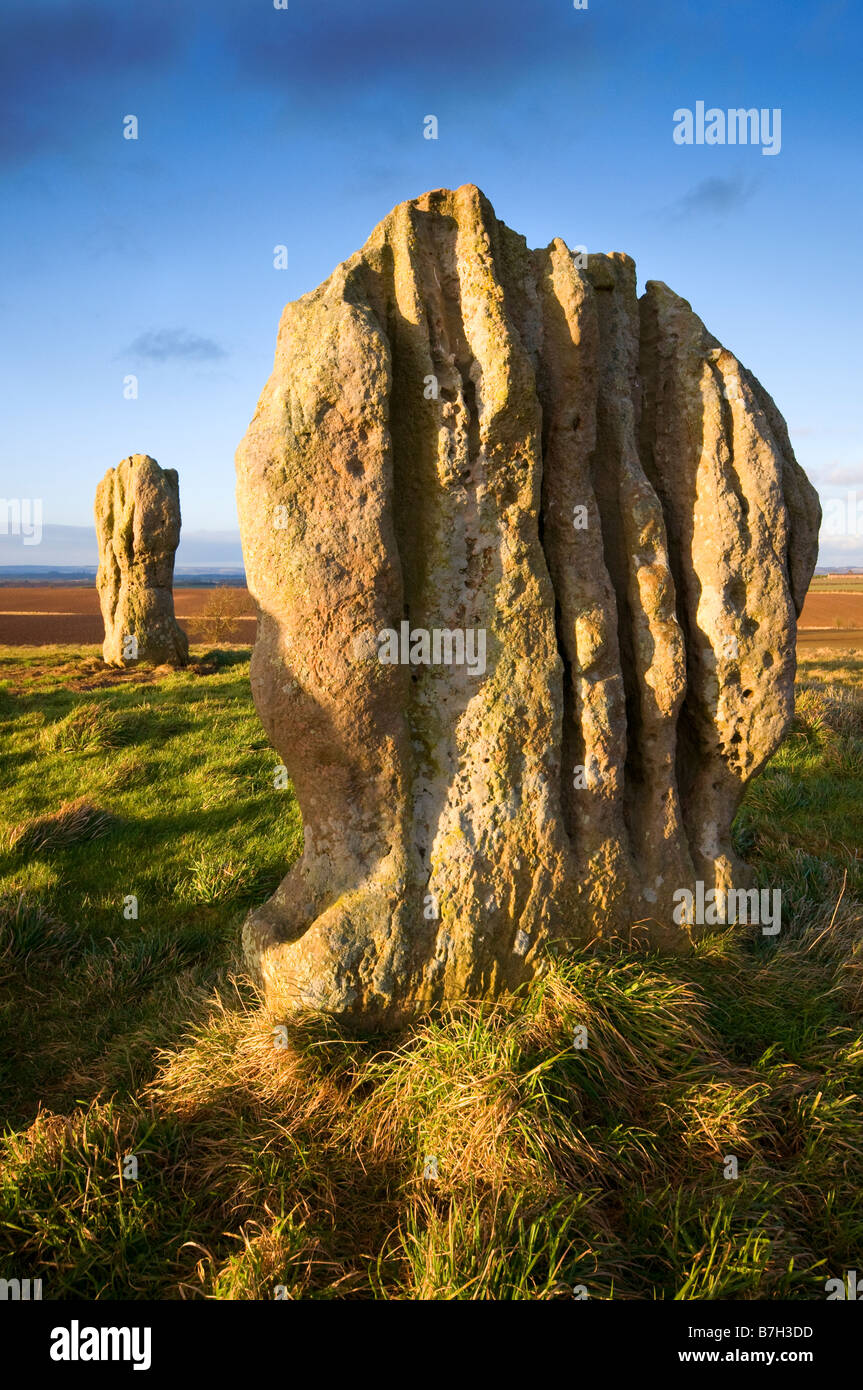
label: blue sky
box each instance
[2,0,861,566]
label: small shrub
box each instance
[193,588,254,645]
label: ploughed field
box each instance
[1,583,862,648]
[794,591,863,649]
[0,587,257,646]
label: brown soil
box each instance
[3,586,863,649]
[798,592,863,629]
[797,629,863,650]
[0,587,256,646]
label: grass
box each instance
[0,642,861,1300]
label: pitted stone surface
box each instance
[235,185,820,1025]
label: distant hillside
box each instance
[0,567,245,588]
[0,523,244,571]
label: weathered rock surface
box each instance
[235,184,820,1026]
[95,454,188,667]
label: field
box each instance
[809,576,863,591]
[3,584,863,649]
[0,588,256,647]
[800,577,863,642]
[1,642,862,1299]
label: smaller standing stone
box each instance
[95,454,188,667]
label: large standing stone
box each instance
[235,185,820,1027]
[95,454,188,667]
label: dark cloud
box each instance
[216,0,603,105]
[665,174,759,220]
[0,0,607,166]
[124,329,227,363]
[0,2,183,73]
[0,1,188,164]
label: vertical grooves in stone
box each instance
[637,282,740,883]
[234,184,823,1022]
[358,187,566,1001]
[636,279,818,890]
[483,220,573,846]
[582,266,641,854]
[435,184,565,988]
[346,207,442,1002]
[380,194,488,994]
[523,240,635,931]
[583,257,691,920]
[636,283,699,848]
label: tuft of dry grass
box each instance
[795,681,863,743]
[6,797,117,855]
[39,700,140,752]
